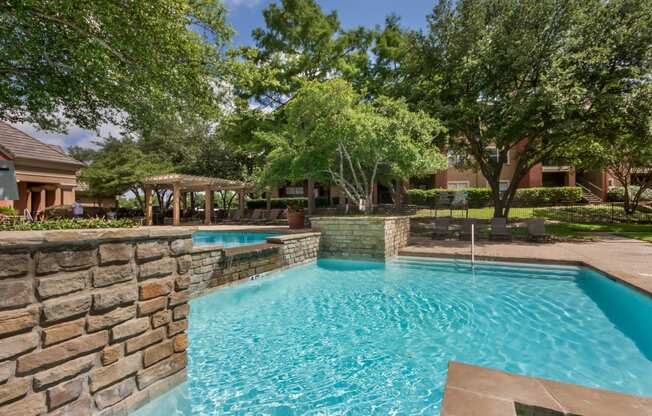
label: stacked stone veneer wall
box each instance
[310,217,410,260]
[189,232,321,297]
[0,229,192,416]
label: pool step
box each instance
[391,258,581,280]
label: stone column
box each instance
[173,184,181,226]
[204,189,213,225]
[144,186,153,226]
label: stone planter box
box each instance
[310,216,410,260]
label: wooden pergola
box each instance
[143,173,254,226]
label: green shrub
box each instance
[407,188,492,208]
[512,187,582,207]
[0,207,17,216]
[246,197,331,209]
[0,218,138,231]
[607,186,652,202]
[407,186,581,208]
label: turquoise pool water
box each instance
[192,231,280,248]
[134,258,652,415]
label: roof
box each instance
[0,122,84,167]
[143,173,254,191]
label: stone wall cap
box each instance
[267,232,321,244]
[191,243,225,254]
[311,216,409,221]
[0,226,195,249]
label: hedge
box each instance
[607,186,652,202]
[246,197,333,210]
[407,186,582,208]
[0,218,138,231]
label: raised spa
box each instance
[192,231,280,248]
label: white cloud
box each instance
[9,122,123,150]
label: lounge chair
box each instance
[459,218,479,241]
[490,217,512,241]
[254,208,282,224]
[527,218,549,242]
[433,217,452,239]
[248,209,263,223]
[450,191,469,218]
[434,192,452,216]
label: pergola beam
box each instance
[142,173,254,226]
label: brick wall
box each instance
[0,229,191,415]
[310,217,410,260]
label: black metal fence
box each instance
[411,201,652,224]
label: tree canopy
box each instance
[259,79,447,212]
[1,1,230,132]
[402,0,652,217]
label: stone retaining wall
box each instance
[310,217,410,260]
[0,228,321,415]
[0,228,192,416]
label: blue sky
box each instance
[226,0,434,46]
[16,0,436,150]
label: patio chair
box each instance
[527,218,550,242]
[450,191,469,218]
[434,192,452,217]
[459,218,479,241]
[432,216,452,239]
[248,209,263,223]
[255,208,282,224]
[490,217,512,241]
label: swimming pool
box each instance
[133,257,652,415]
[192,231,280,248]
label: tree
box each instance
[592,86,652,214]
[259,80,447,213]
[228,0,372,110]
[80,137,171,210]
[405,0,595,218]
[570,0,652,214]
[404,0,650,218]
[67,146,98,164]
[1,1,230,132]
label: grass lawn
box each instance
[413,210,652,242]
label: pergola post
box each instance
[172,183,181,226]
[266,188,271,211]
[204,189,213,225]
[144,185,153,226]
[238,190,245,218]
[307,179,315,215]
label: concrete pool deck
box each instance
[442,362,652,416]
[402,236,652,297]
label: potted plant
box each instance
[286,201,305,229]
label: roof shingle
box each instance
[0,122,84,167]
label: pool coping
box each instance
[398,248,652,299]
[442,361,652,416]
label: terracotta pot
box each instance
[287,211,305,229]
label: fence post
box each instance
[611,203,614,223]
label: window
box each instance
[487,146,510,165]
[499,181,510,193]
[447,181,470,190]
[447,151,466,168]
[285,186,304,196]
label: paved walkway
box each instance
[401,236,652,296]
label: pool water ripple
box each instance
[134,257,652,415]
